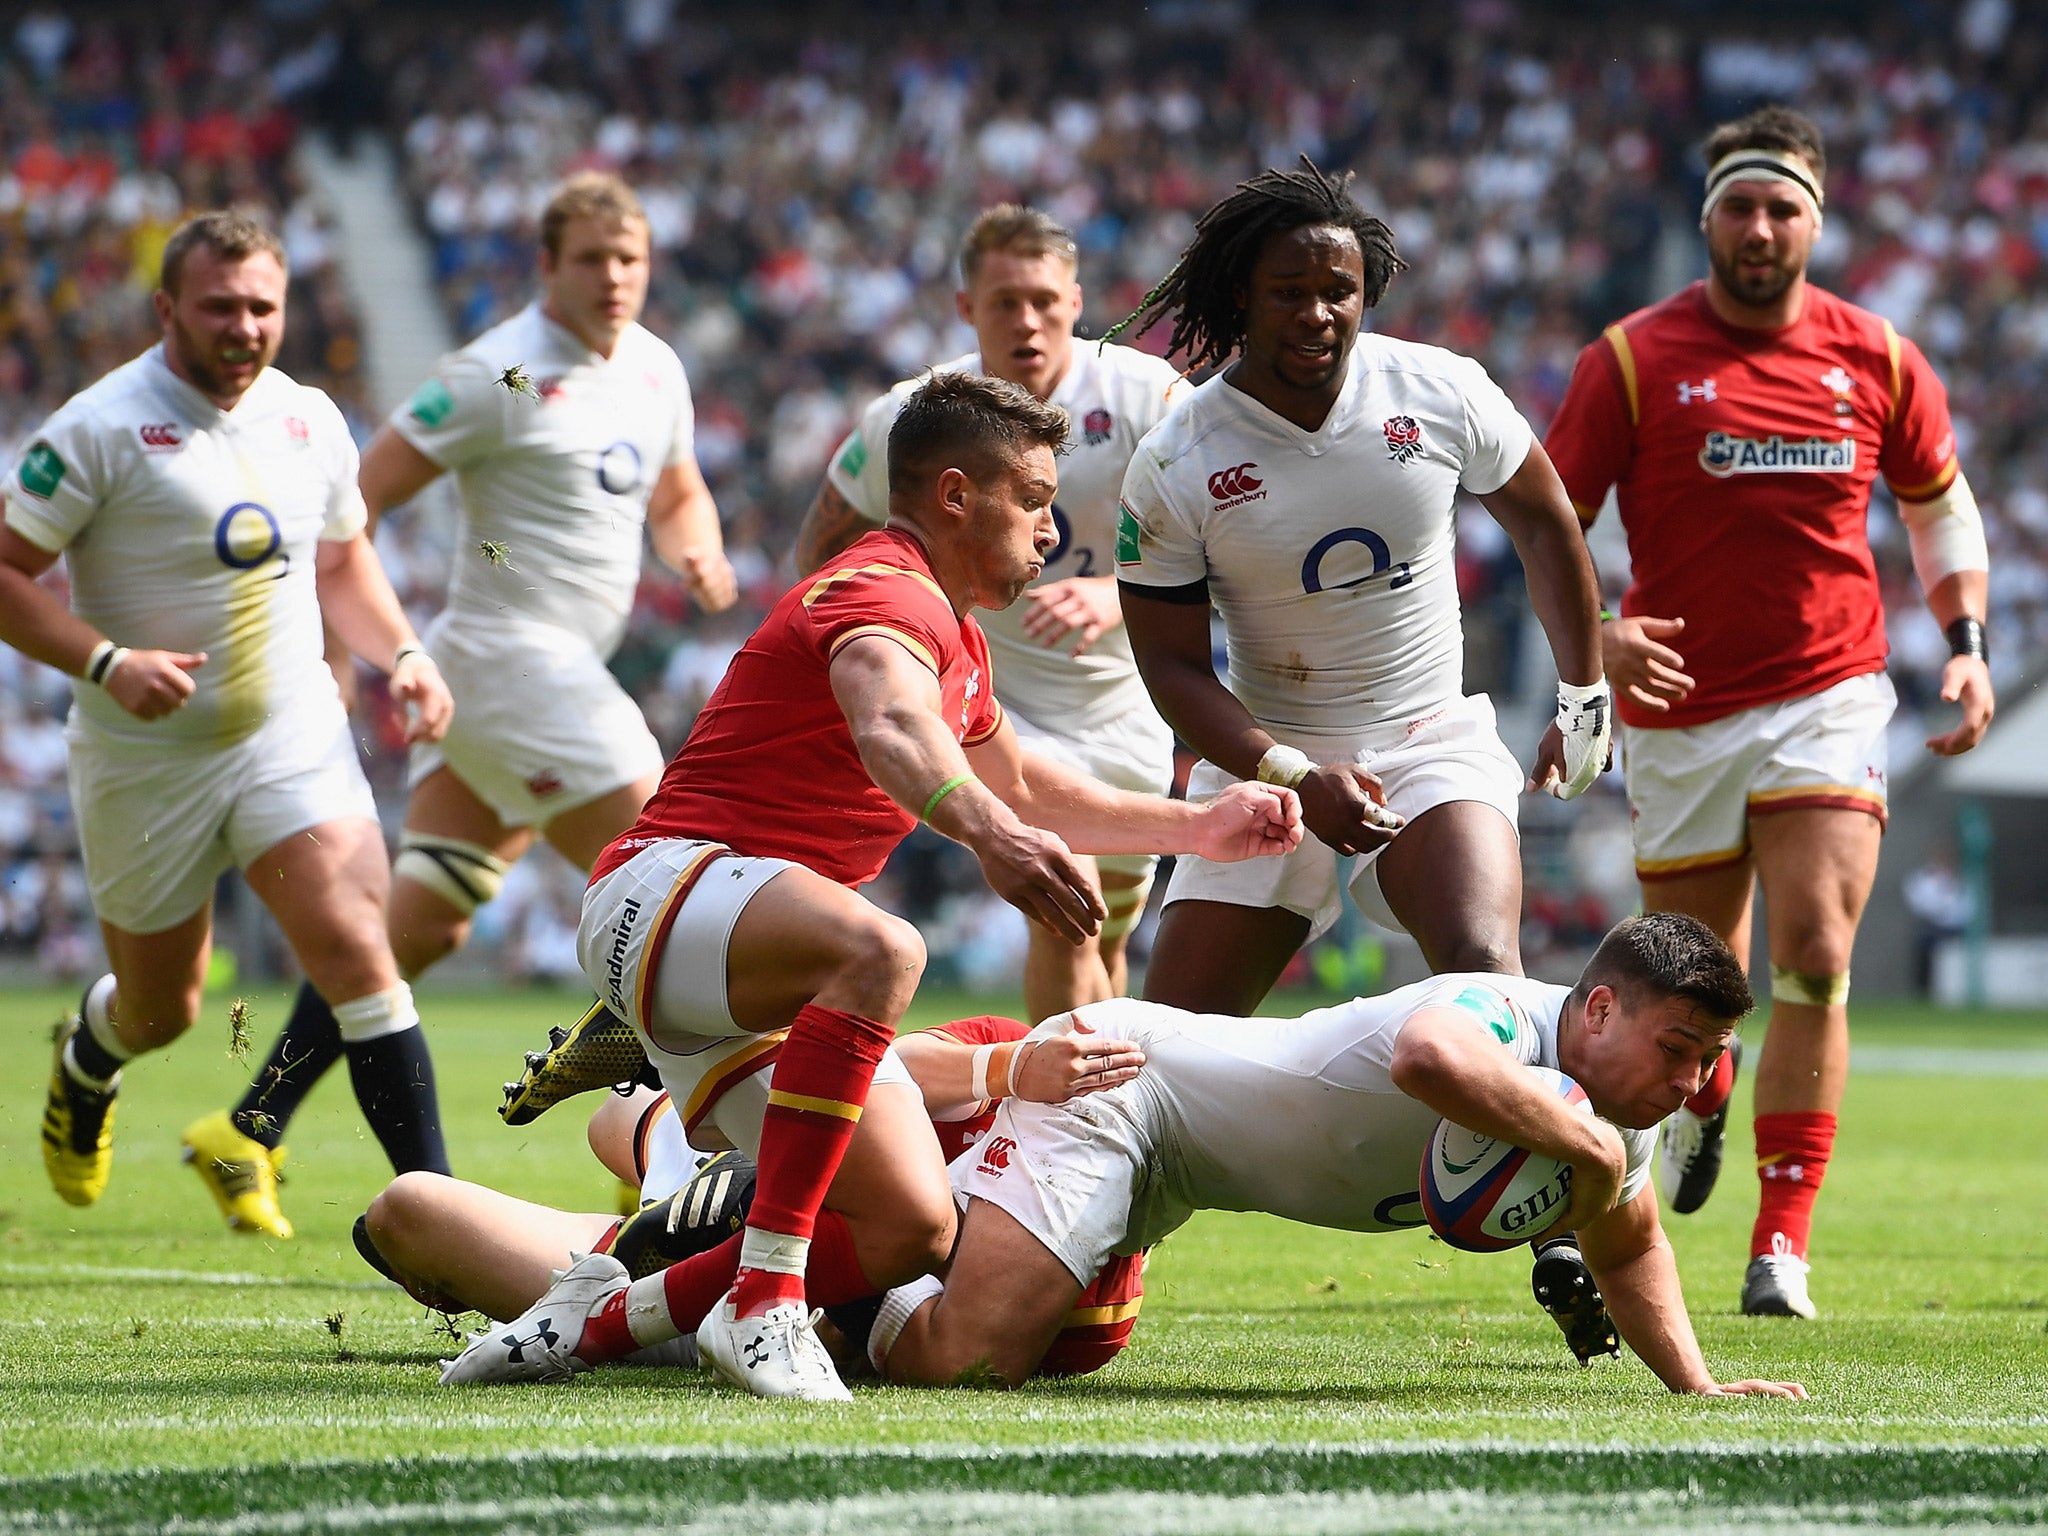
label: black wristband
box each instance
[1944,616,1987,662]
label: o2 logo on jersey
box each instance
[1301,526,1413,595]
[214,502,288,576]
[596,440,643,495]
[1043,504,1097,576]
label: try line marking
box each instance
[0,1261,384,1290]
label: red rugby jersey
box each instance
[1545,281,1957,729]
[593,527,1004,887]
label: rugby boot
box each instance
[181,1109,293,1238]
[1531,1236,1620,1364]
[1656,1036,1742,1215]
[499,999,654,1125]
[439,1251,627,1385]
[698,1294,852,1402]
[42,1012,118,1207]
[1741,1252,1817,1319]
[605,1149,756,1279]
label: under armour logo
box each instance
[1676,380,1717,405]
[1208,463,1264,504]
[500,1318,561,1362]
[139,423,182,450]
[744,1332,770,1368]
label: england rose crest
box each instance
[1383,415,1424,465]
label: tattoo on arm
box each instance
[796,481,878,574]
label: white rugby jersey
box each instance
[393,304,695,655]
[1074,976,1654,1251]
[1116,335,1534,737]
[4,346,364,747]
[825,342,1184,727]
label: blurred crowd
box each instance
[4,0,2046,986]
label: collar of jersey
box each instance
[148,343,267,423]
[1218,341,1364,452]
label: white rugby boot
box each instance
[1741,1251,1817,1319]
[439,1251,627,1384]
[697,1294,852,1402]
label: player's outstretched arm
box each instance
[1579,1191,1808,1399]
[894,1021,1145,1110]
[1477,443,1611,799]
[647,457,737,612]
[315,532,452,743]
[1120,584,1395,855]
[967,724,1301,863]
[829,634,1104,942]
[0,526,203,719]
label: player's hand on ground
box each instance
[1013,1023,1146,1103]
[1019,576,1120,657]
[1602,615,1693,712]
[1188,781,1304,862]
[104,648,204,720]
[390,649,453,744]
[1696,1378,1809,1399]
[1925,654,1993,756]
[678,547,739,613]
[1297,764,1402,856]
[974,823,1106,944]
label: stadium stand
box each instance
[5,1,2044,985]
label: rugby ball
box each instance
[1419,1068,1591,1253]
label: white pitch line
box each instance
[1850,1044,2048,1077]
[0,1262,385,1290]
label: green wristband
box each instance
[921,773,976,822]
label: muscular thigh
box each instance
[1749,807,1881,971]
[1368,798,1522,973]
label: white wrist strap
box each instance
[970,1043,997,1104]
[1255,744,1314,788]
[1557,677,1610,707]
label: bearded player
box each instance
[1545,107,1993,1320]
[442,372,1299,1401]
[797,207,1184,1022]
[204,174,738,1214]
[0,213,455,1226]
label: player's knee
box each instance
[365,1171,443,1251]
[1771,917,1855,982]
[864,1193,956,1289]
[388,915,464,981]
[833,911,926,1013]
[1439,930,1519,976]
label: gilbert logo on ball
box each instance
[1420,1066,1592,1252]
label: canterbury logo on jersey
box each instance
[1208,462,1265,507]
[1699,433,1856,478]
[138,423,182,450]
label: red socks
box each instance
[1684,1045,1737,1119]
[1751,1111,1836,1261]
[577,1210,876,1363]
[731,1004,894,1318]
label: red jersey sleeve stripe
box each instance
[962,696,1006,747]
[1883,321,1904,427]
[1602,323,1640,427]
[827,623,940,677]
[1888,460,1960,503]
[802,561,949,610]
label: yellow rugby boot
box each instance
[42,1016,118,1207]
[181,1110,294,1238]
[499,998,652,1125]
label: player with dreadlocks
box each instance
[1111,159,1618,1363]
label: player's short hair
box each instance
[1703,106,1827,186]
[159,211,288,296]
[1107,156,1404,372]
[887,371,1069,502]
[540,172,647,258]
[1572,913,1754,1027]
[959,205,1079,287]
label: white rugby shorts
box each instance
[951,1014,1178,1286]
[410,614,664,829]
[1622,670,1895,883]
[67,695,376,934]
[578,837,917,1153]
[1008,699,1175,886]
[1163,693,1523,939]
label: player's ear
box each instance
[934,465,972,523]
[954,289,974,326]
[152,288,174,328]
[1583,985,1618,1037]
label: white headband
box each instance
[1700,148,1824,229]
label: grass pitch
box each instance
[1,983,2043,1531]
